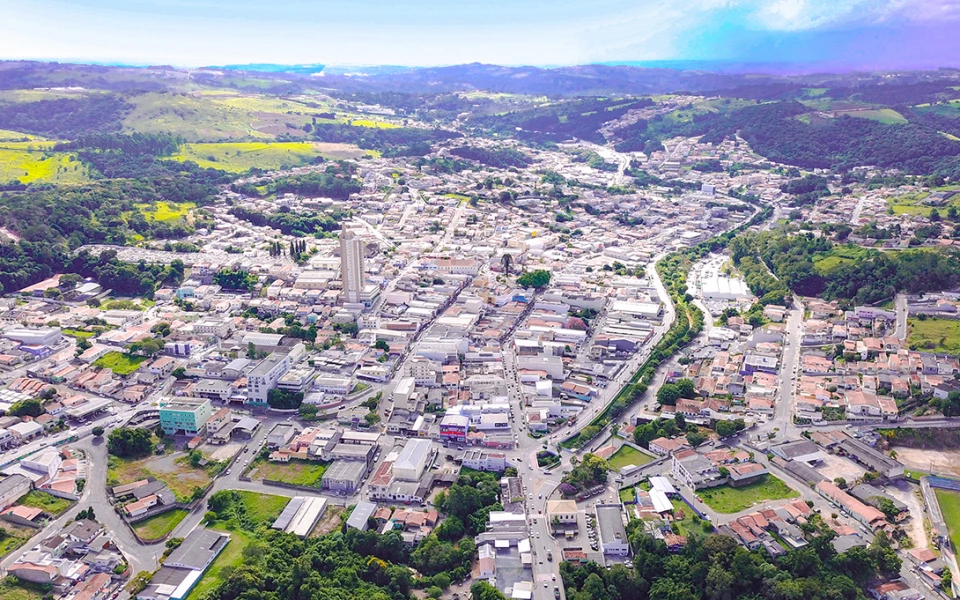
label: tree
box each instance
[9,398,44,418]
[686,430,707,447]
[172,366,187,379]
[374,339,390,351]
[267,388,303,410]
[92,426,105,437]
[299,404,319,419]
[471,581,507,600]
[500,253,514,275]
[107,427,154,458]
[516,269,551,289]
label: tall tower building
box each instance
[340,226,364,304]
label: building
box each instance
[672,449,722,489]
[547,499,578,524]
[164,529,230,570]
[271,496,327,538]
[462,450,507,472]
[247,352,292,405]
[771,440,825,464]
[340,226,364,304]
[4,327,62,347]
[140,529,230,600]
[347,500,377,530]
[596,504,629,556]
[321,460,366,493]
[0,474,31,510]
[159,398,213,435]
[394,439,434,481]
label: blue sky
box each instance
[3,0,959,69]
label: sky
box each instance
[2,0,960,70]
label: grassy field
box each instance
[170,141,368,172]
[697,475,799,513]
[136,201,195,223]
[0,577,46,600]
[0,128,39,141]
[186,528,250,600]
[108,451,215,502]
[0,146,87,184]
[0,521,33,559]
[607,445,655,471]
[619,486,637,503]
[94,351,148,375]
[908,318,960,355]
[231,491,290,527]
[833,108,907,124]
[123,93,275,141]
[16,490,71,515]
[251,458,330,488]
[62,328,95,339]
[886,191,935,216]
[936,489,960,553]
[187,492,290,599]
[814,245,875,273]
[131,509,188,541]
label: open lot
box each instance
[908,318,960,355]
[0,521,33,558]
[833,108,907,124]
[94,351,148,375]
[0,577,45,600]
[896,447,960,478]
[607,445,654,471]
[131,509,188,541]
[249,458,330,488]
[108,450,216,501]
[817,453,867,483]
[886,480,927,547]
[697,475,799,514]
[16,490,71,515]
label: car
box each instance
[547,551,553,562]
[226,469,232,475]
[244,447,250,453]
[554,587,561,598]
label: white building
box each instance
[340,227,364,304]
[247,352,292,405]
[393,439,434,481]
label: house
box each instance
[547,499,578,524]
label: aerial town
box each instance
[2,58,960,600]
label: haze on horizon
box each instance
[4,0,960,71]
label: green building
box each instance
[159,398,213,436]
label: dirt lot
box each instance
[817,454,867,483]
[886,480,928,548]
[311,506,344,536]
[206,443,241,463]
[896,447,960,477]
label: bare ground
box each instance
[886,480,927,548]
[817,454,867,482]
[895,447,960,477]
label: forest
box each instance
[232,163,363,200]
[730,232,960,304]
[229,206,348,237]
[308,122,460,157]
[0,93,132,138]
[614,99,960,177]
[468,97,654,145]
[561,527,901,600]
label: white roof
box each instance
[649,476,677,495]
[650,489,672,514]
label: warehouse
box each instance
[322,460,366,493]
